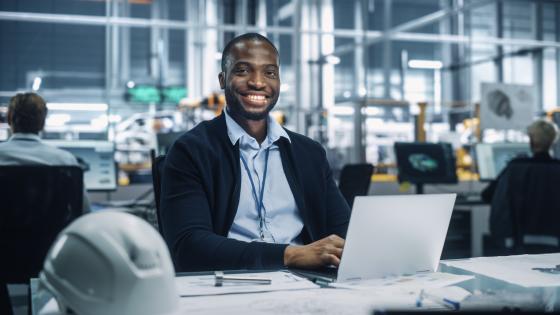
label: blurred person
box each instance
[160,33,350,272]
[483,119,559,246]
[0,92,90,212]
[481,119,558,203]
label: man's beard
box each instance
[225,92,277,121]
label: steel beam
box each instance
[1,10,560,49]
[332,0,495,56]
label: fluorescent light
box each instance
[47,103,108,111]
[46,114,71,126]
[215,52,222,60]
[325,55,340,65]
[408,59,443,70]
[32,77,42,91]
[126,81,135,88]
[330,106,354,115]
[90,115,108,128]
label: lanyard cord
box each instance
[240,147,271,238]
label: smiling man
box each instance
[160,33,350,272]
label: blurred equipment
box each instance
[338,163,374,208]
[0,166,83,315]
[114,110,184,169]
[125,84,187,105]
[394,142,458,194]
[474,142,530,181]
[45,140,117,191]
[155,131,184,155]
[39,211,179,315]
[43,103,109,141]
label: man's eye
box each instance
[266,71,278,78]
[235,68,248,74]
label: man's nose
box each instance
[248,72,266,89]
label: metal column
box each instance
[293,0,303,134]
[382,0,392,99]
[353,0,366,163]
[495,0,504,82]
[557,4,560,107]
[533,1,543,110]
[186,0,202,99]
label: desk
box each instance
[31,254,560,315]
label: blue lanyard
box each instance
[240,147,271,238]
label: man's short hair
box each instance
[7,92,48,134]
[221,33,279,72]
[527,119,558,153]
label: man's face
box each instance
[219,40,280,121]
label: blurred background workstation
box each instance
[2,0,560,314]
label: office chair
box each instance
[0,165,83,315]
[488,160,560,255]
[338,163,374,208]
[150,151,166,234]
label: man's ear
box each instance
[218,72,225,89]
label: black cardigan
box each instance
[160,113,350,272]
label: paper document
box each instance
[175,271,318,297]
[441,253,560,288]
[179,287,447,315]
[418,286,472,310]
[38,298,59,315]
[329,272,474,292]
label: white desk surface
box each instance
[32,254,560,315]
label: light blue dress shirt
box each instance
[224,109,303,245]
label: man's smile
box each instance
[239,93,270,107]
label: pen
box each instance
[214,271,272,287]
[416,289,460,310]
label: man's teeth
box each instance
[247,95,266,101]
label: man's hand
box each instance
[283,234,345,269]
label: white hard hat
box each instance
[39,211,180,315]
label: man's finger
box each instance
[329,247,343,258]
[327,234,345,248]
[324,253,341,267]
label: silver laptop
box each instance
[335,194,456,282]
[329,194,456,282]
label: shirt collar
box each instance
[223,107,290,147]
[9,133,42,142]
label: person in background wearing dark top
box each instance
[481,120,558,203]
[160,33,350,272]
[0,92,91,212]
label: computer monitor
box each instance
[394,142,458,193]
[45,140,117,191]
[475,142,531,181]
[156,131,184,155]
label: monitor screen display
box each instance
[394,142,458,184]
[156,131,185,155]
[45,140,117,191]
[475,142,530,181]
